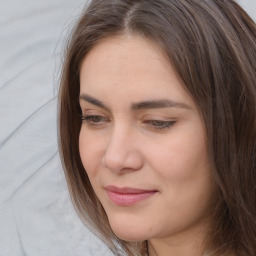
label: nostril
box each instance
[101,148,143,174]
[101,147,129,173]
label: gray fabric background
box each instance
[0,0,255,255]
[0,1,112,255]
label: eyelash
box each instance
[80,115,176,130]
[143,120,176,130]
[80,115,109,126]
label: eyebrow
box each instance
[131,99,192,110]
[79,94,192,111]
[80,94,109,110]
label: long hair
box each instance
[58,0,256,255]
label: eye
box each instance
[81,115,109,126]
[144,120,176,130]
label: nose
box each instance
[101,126,143,174]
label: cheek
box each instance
[145,134,212,234]
[79,128,105,178]
[144,123,212,206]
[149,134,208,179]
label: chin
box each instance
[108,215,151,241]
[112,228,147,242]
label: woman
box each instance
[58,0,256,255]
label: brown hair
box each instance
[58,0,256,255]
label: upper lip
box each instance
[104,185,157,194]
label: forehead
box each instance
[79,35,194,108]
[80,35,169,81]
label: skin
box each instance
[79,35,213,256]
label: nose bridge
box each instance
[102,122,142,173]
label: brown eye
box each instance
[81,115,109,126]
[144,120,176,130]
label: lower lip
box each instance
[106,190,157,206]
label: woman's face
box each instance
[79,35,213,244]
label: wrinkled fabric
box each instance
[0,1,113,255]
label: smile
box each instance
[104,186,158,206]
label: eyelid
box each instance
[80,114,110,128]
[141,115,177,130]
[79,108,110,126]
[142,114,176,121]
[143,119,175,127]
[81,108,107,115]
[81,115,109,121]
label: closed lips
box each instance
[105,186,158,206]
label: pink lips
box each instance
[105,186,157,206]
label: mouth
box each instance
[104,185,158,206]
